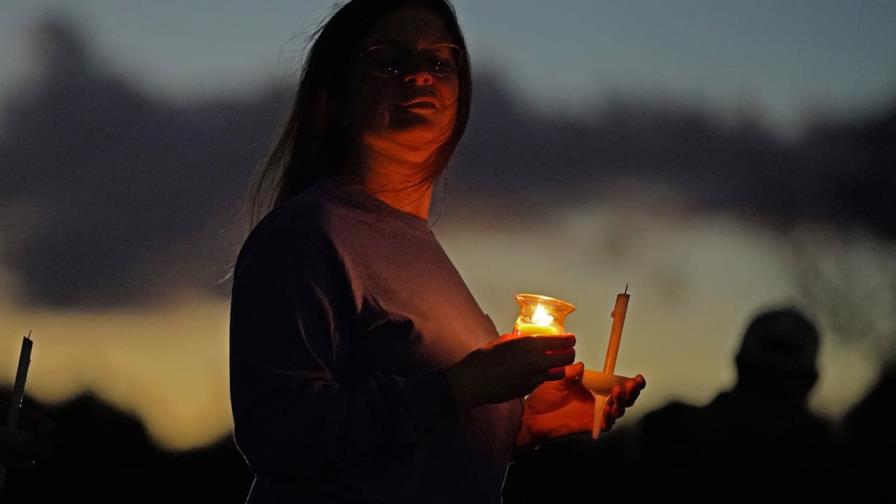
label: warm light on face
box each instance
[347,6,460,161]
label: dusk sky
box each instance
[2,0,895,133]
[1,1,894,451]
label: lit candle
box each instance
[514,303,561,336]
[512,294,575,337]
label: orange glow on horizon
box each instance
[0,205,885,450]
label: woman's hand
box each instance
[515,362,646,448]
[515,361,592,448]
[445,333,576,409]
[602,373,647,432]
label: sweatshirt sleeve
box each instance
[229,214,459,478]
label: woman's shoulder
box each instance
[258,177,366,236]
[259,192,328,234]
[235,194,333,269]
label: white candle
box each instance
[602,285,629,374]
[590,286,630,439]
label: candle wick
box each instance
[624,283,629,295]
[25,329,32,340]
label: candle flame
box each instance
[531,303,554,326]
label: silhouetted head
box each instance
[247,0,471,227]
[734,307,820,403]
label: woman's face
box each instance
[346,7,460,162]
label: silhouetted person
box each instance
[842,359,896,503]
[630,307,842,503]
[228,1,644,503]
[0,397,52,469]
[0,393,254,503]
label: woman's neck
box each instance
[343,148,436,220]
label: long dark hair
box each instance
[244,0,472,229]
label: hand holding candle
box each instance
[510,289,645,447]
[585,285,645,439]
[445,333,577,409]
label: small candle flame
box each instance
[531,304,554,326]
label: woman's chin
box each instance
[387,124,452,148]
[390,108,438,127]
[361,115,454,157]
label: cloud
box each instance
[0,14,288,309]
[2,13,894,310]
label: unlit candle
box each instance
[602,287,629,374]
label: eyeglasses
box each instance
[356,43,462,78]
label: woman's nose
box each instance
[403,59,434,85]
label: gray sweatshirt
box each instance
[229,176,522,503]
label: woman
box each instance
[229,1,646,502]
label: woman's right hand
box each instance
[444,333,576,409]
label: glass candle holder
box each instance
[512,293,576,336]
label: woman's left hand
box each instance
[601,372,647,432]
[515,362,646,449]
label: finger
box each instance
[565,361,585,381]
[624,388,641,408]
[611,398,625,418]
[612,385,631,410]
[530,334,576,351]
[496,332,516,343]
[510,334,575,355]
[611,384,623,400]
[516,377,548,398]
[605,393,624,419]
[604,396,616,416]
[624,378,640,396]
[601,409,616,432]
[634,374,647,388]
[623,379,643,407]
[544,347,576,368]
[544,366,565,381]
